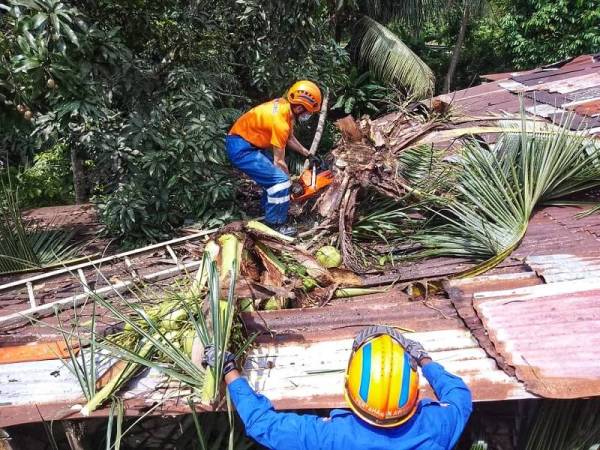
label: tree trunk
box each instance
[70,145,87,203]
[444,3,469,93]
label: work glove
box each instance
[403,338,430,366]
[352,325,430,369]
[202,345,238,376]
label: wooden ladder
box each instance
[0,229,216,329]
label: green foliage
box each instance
[390,0,599,92]
[524,399,600,450]
[9,0,597,246]
[350,16,435,98]
[98,70,243,242]
[493,0,600,69]
[332,70,394,117]
[14,143,73,207]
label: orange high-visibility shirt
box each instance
[229,98,293,150]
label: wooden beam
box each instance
[25,282,36,309]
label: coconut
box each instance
[315,245,342,268]
[302,277,318,292]
[239,298,255,312]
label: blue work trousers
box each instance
[226,135,290,225]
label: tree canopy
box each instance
[1,0,599,244]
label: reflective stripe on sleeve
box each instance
[267,195,290,204]
[266,180,291,195]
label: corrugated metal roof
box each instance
[526,253,600,283]
[475,279,600,399]
[0,289,534,426]
[437,54,600,134]
[243,329,532,410]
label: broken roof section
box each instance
[438,54,600,134]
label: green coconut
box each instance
[239,298,255,312]
[302,277,318,292]
[315,246,342,268]
[263,297,281,310]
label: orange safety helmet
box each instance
[344,328,420,428]
[287,80,322,114]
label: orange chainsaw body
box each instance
[291,168,334,202]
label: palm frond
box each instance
[78,235,244,415]
[350,16,434,99]
[415,113,600,268]
[0,176,80,274]
[576,203,600,218]
[347,0,443,29]
[524,399,600,450]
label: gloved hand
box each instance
[202,345,238,376]
[352,325,430,369]
[403,338,430,366]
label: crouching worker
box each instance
[203,325,473,450]
[226,80,321,237]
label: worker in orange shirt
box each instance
[226,80,322,236]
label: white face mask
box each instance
[298,112,311,123]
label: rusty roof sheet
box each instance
[243,329,532,411]
[0,290,534,427]
[238,291,533,409]
[447,270,600,400]
[526,253,600,283]
[474,278,600,398]
[437,54,600,135]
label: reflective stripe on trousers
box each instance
[225,135,290,225]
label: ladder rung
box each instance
[77,269,92,296]
[26,282,36,309]
[165,245,180,265]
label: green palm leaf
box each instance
[415,113,600,272]
[350,16,434,98]
[524,399,600,450]
[338,0,443,29]
[0,179,79,274]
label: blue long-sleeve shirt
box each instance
[228,362,473,450]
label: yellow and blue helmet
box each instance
[344,327,419,428]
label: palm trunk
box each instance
[444,3,469,93]
[70,145,87,203]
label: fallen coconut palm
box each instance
[307,102,600,276]
[66,224,373,416]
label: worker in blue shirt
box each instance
[203,325,473,450]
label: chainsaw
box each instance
[291,162,334,202]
